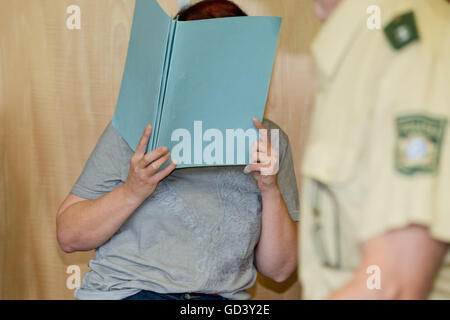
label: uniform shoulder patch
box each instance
[384,11,420,50]
[395,114,447,175]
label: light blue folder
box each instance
[112,0,281,168]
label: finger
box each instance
[253,118,271,144]
[250,141,267,154]
[257,141,268,153]
[255,122,273,152]
[244,166,261,178]
[244,164,263,174]
[252,119,273,155]
[250,151,271,166]
[259,129,271,149]
[252,171,262,180]
[153,161,178,181]
[252,118,265,130]
[248,162,279,176]
[143,150,170,172]
[250,150,262,164]
[249,143,257,161]
[250,150,259,164]
[140,146,169,168]
[136,124,153,157]
[261,166,279,176]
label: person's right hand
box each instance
[123,124,177,204]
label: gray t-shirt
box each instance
[72,119,299,300]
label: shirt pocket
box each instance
[302,109,369,186]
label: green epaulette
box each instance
[384,11,420,50]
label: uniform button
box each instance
[184,293,191,300]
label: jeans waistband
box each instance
[123,290,227,301]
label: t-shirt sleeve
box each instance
[263,119,300,222]
[71,122,131,200]
[358,43,450,243]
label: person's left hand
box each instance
[244,118,279,193]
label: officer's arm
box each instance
[328,224,448,299]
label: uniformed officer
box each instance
[300,0,450,299]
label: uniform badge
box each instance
[395,114,447,175]
[384,11,420,50]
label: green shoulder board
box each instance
[384,11,420,50]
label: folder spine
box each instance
[153,19,178,151]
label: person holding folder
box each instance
[56,0,299,301]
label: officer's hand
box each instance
[244,119,279,193]
[123,124,177,204]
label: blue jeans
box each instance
[123,290,227,300]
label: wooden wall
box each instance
[0,0,320,299]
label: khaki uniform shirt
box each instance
[300,0,450,299]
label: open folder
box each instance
[112,0,281,168]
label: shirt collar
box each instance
[311,0,376,78]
